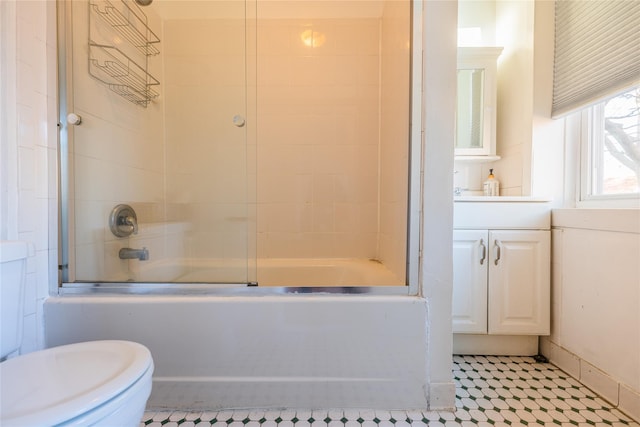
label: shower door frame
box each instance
[57,0,424,296]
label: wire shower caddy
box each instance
[88,0,160,107]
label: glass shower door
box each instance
[62,0,254,284]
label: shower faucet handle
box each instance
[109,204,139,238]
[123,215,138,234]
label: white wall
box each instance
[530,1,640,422]
[422,0,457,409]
[0,0,57,354]
[530,0,565,204]
[457,0,495,46]
[543,210,640,421]
[454,0,535,197]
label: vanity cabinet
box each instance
[453,200,551,339]
[452,230,488,333]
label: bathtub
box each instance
[125,257,405,287]
[45,295,431,410]
[117,221,405,287]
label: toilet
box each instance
[0,241,154,426]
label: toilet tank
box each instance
[1,241,28,359]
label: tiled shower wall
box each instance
[1,0,57,354]
[255,4,410,274]
[254,17,382,260]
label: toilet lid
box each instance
[0,340,153,425]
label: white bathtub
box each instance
[44,295,431,410]
[129,257,405,287]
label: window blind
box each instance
[552,0,640,117]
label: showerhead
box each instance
[135,0,153,6]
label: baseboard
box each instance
[540,337,640,423]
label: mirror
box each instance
[455,47,502,160]
[456,68,485,150]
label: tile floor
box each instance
[141,355,638,427]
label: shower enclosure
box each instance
[59,0,418,289]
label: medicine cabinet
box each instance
[455,47,502,161]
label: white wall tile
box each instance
[15,105,35,150]
[17,190,36,233]
[35,145,49,198]
[23,272,38,316]
[35,250,50,301]
[18,146,35,190]
[34,198,49,250]
[20,313,38,355]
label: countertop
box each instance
[454,196,550,203]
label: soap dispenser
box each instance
[483,169,500,196]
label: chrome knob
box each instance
[232,115,245,127]
[67,113,82,125]
[109,204,139,237]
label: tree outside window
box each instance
[589,86,640,197]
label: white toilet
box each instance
[0,241,154,426]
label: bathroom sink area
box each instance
[454,197,551,229]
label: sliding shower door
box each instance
[62,0,254,284]
[61,0,415,288]
[253,1,413,287]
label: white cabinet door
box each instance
[488,230,550,335]
[453,230,489,333]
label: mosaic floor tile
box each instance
[142,356,639,427]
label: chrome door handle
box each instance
[494,240,501,265]
[479,239,486,265]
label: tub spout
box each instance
[119,247,149,261]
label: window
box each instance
[580,86,640,204]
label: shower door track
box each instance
[59,283,412,296]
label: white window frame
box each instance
[575,98,640,209]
